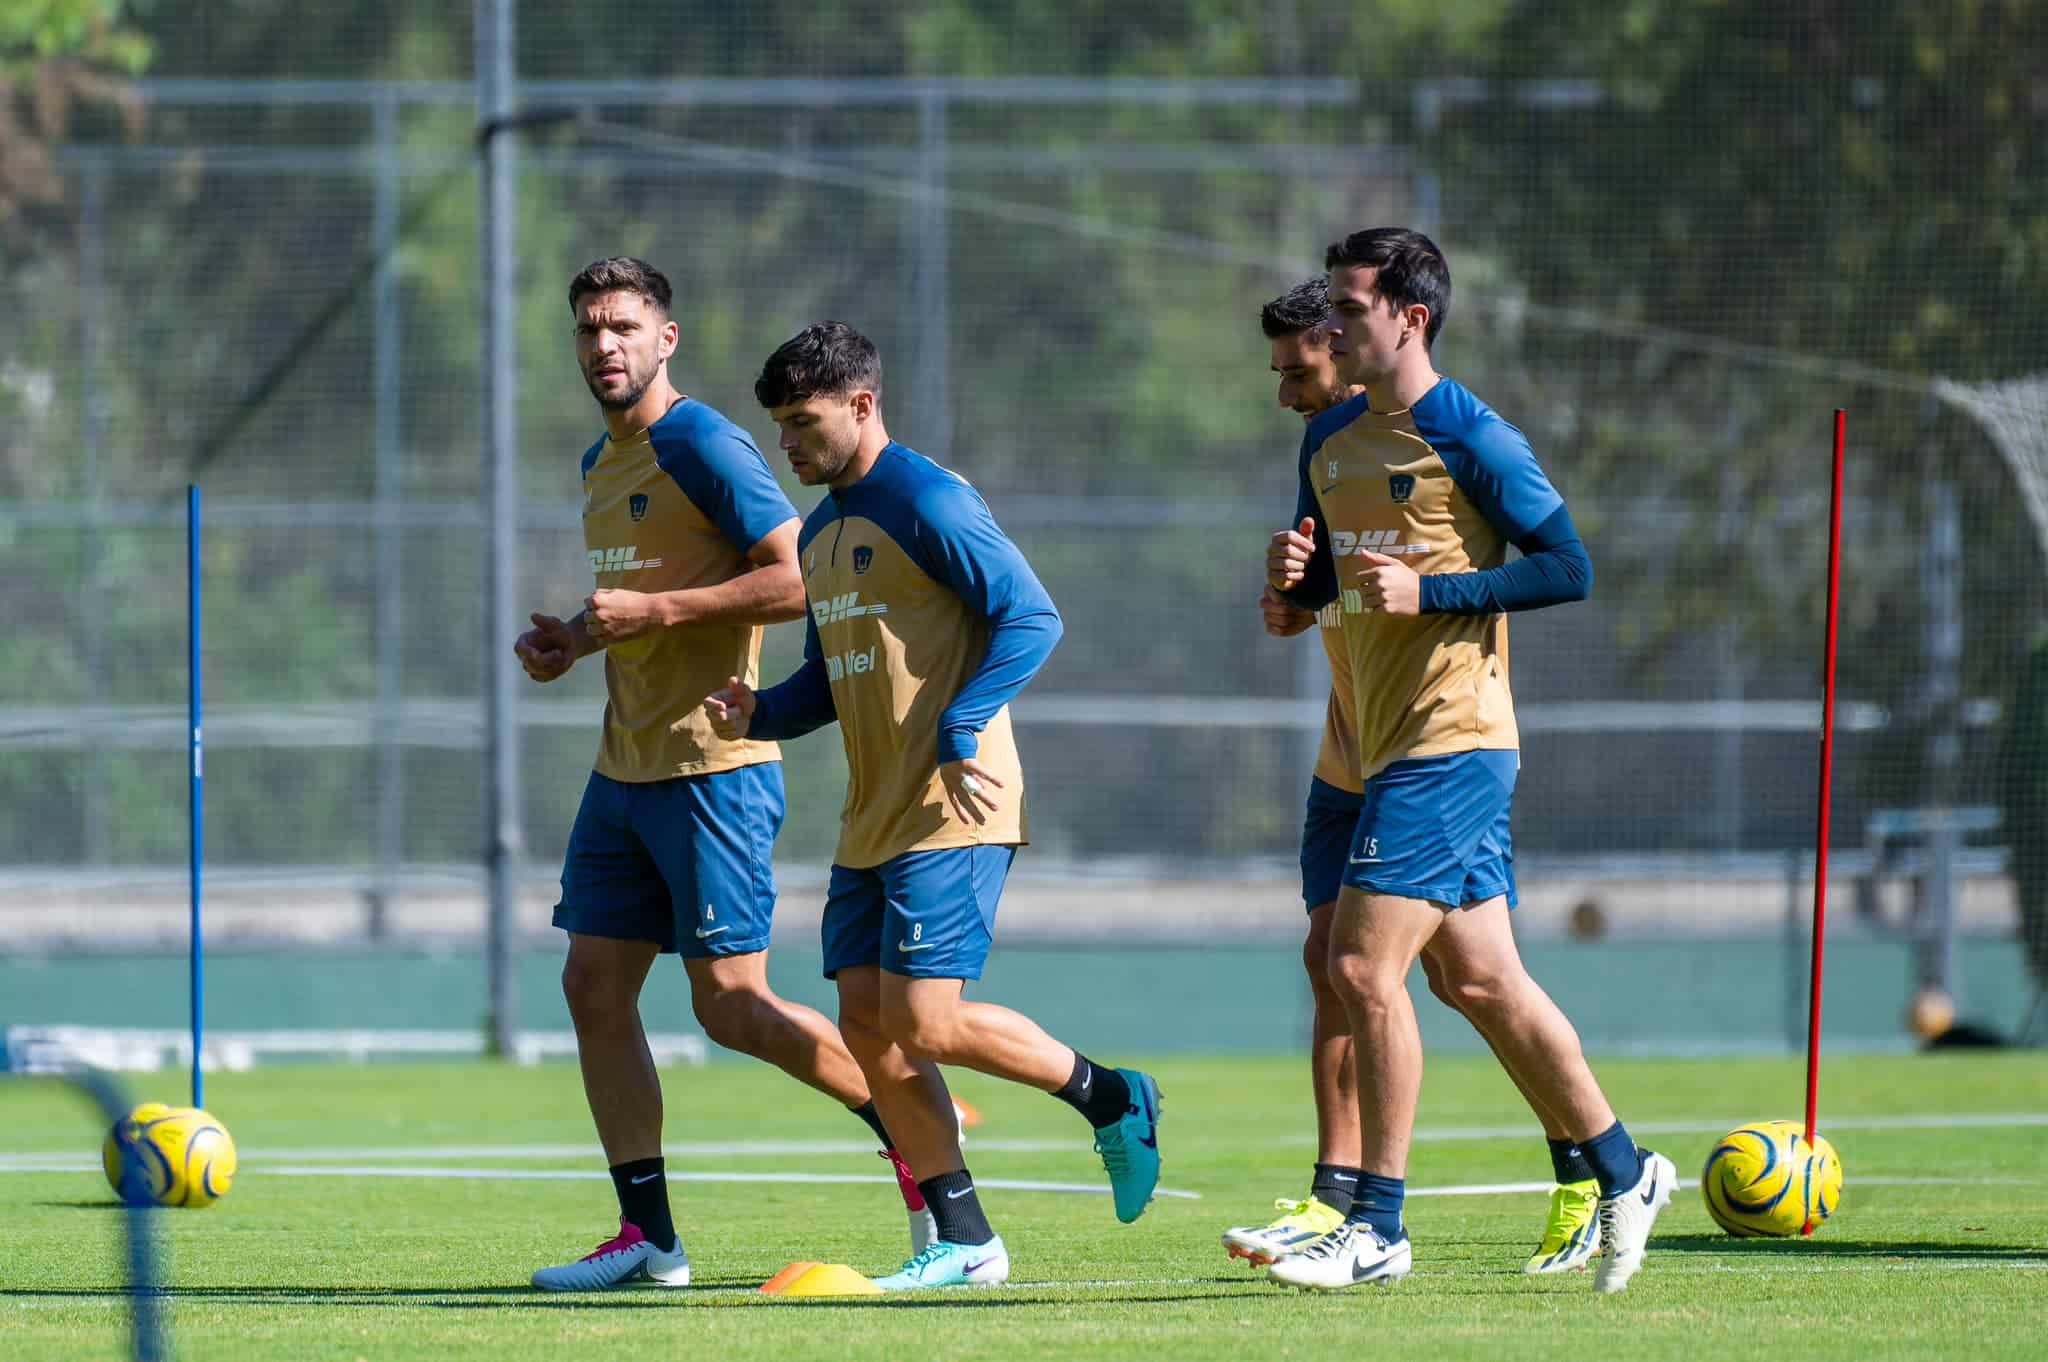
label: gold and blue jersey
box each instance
[750,443,1062,869]
[1288,378,1587,785]
[1313,603,1364,795]
[579,398,797,783]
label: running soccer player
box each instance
[704,321,1164,1291]
[1223,280,1606,1275]
[1263,230,1674,1294]
[517,260,931,1292]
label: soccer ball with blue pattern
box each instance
[1701,1119,1842,1237]
[102,1102,238,1208]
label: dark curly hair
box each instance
[1260,277,1332,339]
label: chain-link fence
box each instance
[5,3,2045,1050]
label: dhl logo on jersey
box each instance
[811,592,891,627]
[589,545,664,575]
[1330,528,1428,557]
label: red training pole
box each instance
[1802,409,1846,1235]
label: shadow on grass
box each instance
[1650,1233,2044,1261]
[0,1282,1255,1311]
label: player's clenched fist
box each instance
[1259,584,1316,637]
[584,587,666,644]
[514,612,578,683]
[1266,516,1317,592]
[1354,549,1421,617]
[703,674,757,740]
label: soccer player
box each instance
[1223,281,1606,1276]
[703,321,1164,1291]
[516,259,930,1291]
[1262,231,1675,1294]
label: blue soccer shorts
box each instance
[820,844,1016,981]
[1301,775,1367,912]
[1340,750,1520,909]
[552,763,783,957]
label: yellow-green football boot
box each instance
[1522,1178,1602,1274]
[1222,1194,1347,1268]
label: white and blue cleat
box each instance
[872,1236,1010,1290]
[1265,1222,1412,1291]
[531,1220,690,1292]
[1093,1068,1163,1224]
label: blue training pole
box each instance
[188,484,204,1110]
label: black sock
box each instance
[1053,1052,1131,1129]
[849,1100,891,1148]
[917,1169,995,1246]
[609,1157,677,1249]
[1548,1138,1596,1186]
[1311,1163,1362,1215]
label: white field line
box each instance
[1423,1112,2048,1142]
[0,1138,1079,1165]
[230,1138,1076,1161]
[0,1159,1199,1200]
[3,1153,2034,1199]
[14,1110,2048,1166]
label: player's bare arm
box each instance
[1260,584,1316,638]
[585,518,808,644]
[1266,516,1316,591]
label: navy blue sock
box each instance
[1311,1163,1362,1215]
[1548,1138,1596,1186]
[1579,1121,1645,1197]
[1341,1172,1405,1242]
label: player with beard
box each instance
[518,258,932,1291]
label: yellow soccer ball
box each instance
[1701,1119,1843,1237]
[103,1103,238,1208]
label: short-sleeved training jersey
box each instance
[579,398,796,782]
[768,442,1061,869]
[1312,602,1364,794]
[1295,378,1566,783]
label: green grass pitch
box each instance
[4,1052,2045,1361]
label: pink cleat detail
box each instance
[883,1149,939,1255]
[882,1149,927,1212]
[585,1221,648,1259]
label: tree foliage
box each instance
[7,1,2048,866]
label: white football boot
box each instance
[1265,1222,1412,1291]
[1593,1150,1676,1294]
[531,1219,690,1291]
